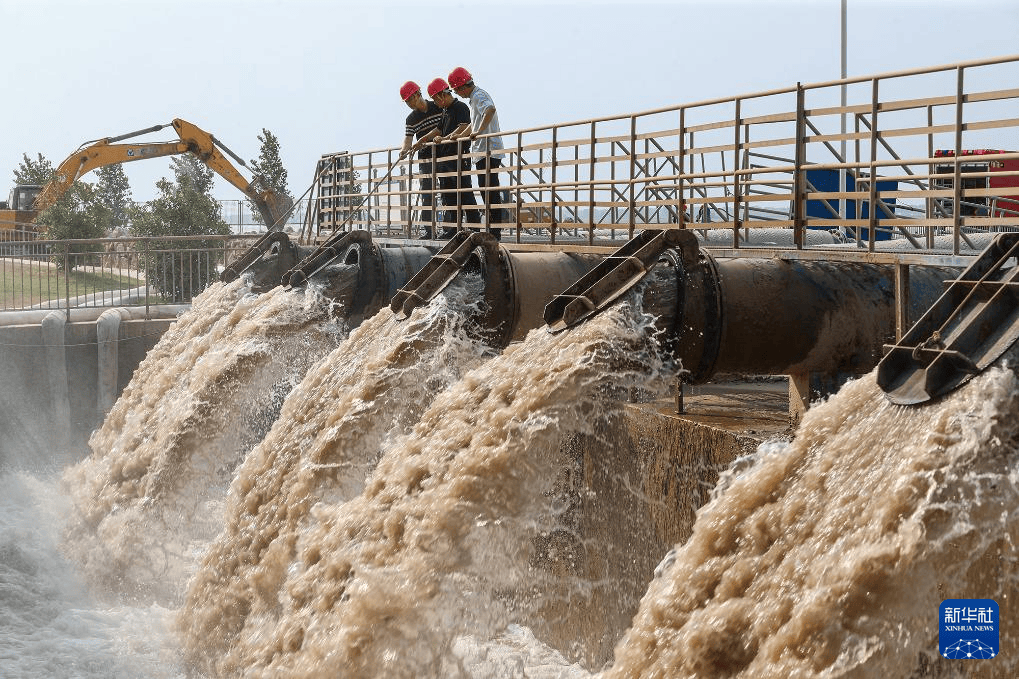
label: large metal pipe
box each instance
[344,242,436,326]
[96,307,163,416]
[642,250,957,381]
[240,232,438,325]
[460,247,603,347]
[41,310,72,452]
[0,305,188,326]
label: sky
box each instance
[1,0,1017,203]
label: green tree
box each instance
[248,128,295,228]
[13,152,54,185]
[92,164,133,234]
[36,182,106,267]
[17,152,104,265]
[130,155,231,302]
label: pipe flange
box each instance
[469,237,514,348]
[655,247,723,384]
[691,251,724,383]
[345,238,382,317]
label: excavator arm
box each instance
[33,118,285,227]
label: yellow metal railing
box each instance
[304,54,1019,265]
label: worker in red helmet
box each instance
[427,77,480,236]
[448,67,507,240]
[399,80,443,238]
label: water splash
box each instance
[179,278,495,673]
[179,296,669,678]
[606,357,1019,678]
[61,277,348,602]
[0,471,184,678]
[36,265,1019,678]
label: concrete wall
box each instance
[0,314,175,465]
[537,392,787,667]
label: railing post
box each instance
[484,144,492,234]
[550,125,558,244]
[953,65,965,256]
[385,150,393,234]
[733,97,742,247]
[628,115,637,240]
[688,130,696,225]
[64,249,70,321]
[407,158,415,237]
[926,103,935,248]
[431,148,439,236]
[868,77,880,252]
[589,121,596,244]
[677,108,686,228]
[372,165,378,230]
[456,144,464,229]
[793,83,806,248]
[853,110,861,242]
[515,131,523,243]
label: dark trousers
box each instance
[417,162,435,237]
[477,156,508,238]
[437,158,480,234]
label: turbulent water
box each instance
[60,277,348,602]
[177,281,668,677]
[0,471,183,678]
[606,361,1019,678]
[3,266,1019,677]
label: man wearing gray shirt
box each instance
[448,66,508,240]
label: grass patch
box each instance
[1,258,144,308]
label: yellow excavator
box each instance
[0,118,286,235]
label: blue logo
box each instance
[940,599,999,659]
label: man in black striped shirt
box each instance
[400,80,443,238]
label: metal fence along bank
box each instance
[0,235,258,313]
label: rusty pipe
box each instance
[642,251,958,381]
[242,235,437,326]
[454,247,604,347]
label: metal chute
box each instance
[878,233,1019,405]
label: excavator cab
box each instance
[6,185,42,211]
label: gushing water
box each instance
[5,265,1019,678]
[61,277,348,602]
[179,293,668,678]
[180,277,498,674]
[606,358,1019,678]
[1,471,182,678]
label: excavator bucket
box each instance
[877,233,1019,405]
[543,228,700,332]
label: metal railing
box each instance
[216,198,311,234]
[306,54,1019,266]
[0,234,260,313]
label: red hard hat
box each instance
[400,81,420,101]
[426,77,450,98]
[448,66,472,89]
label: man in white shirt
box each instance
[448,66,508,240]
